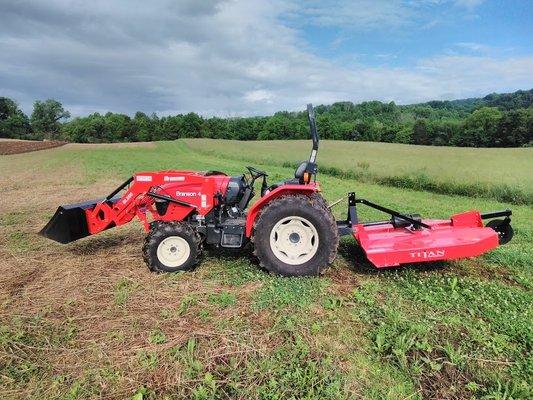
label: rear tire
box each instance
[252,194,338,276]
[143,222,202,272]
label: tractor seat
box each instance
[294,161,309,182]
[265,161,311,193]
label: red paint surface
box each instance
[354,211,499,267]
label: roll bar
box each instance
[307,104,319,163]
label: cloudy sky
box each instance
[1,0,532,117]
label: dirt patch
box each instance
[417,361,472,400]
[454,258,523,288]
[327,264,361,296]
[0,140,155,156]
[0,139,67,155]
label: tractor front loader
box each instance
[40,105,513,276]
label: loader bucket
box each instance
[39,198,105,244]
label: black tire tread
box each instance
[142,221,202,272]
[252,194,339,276]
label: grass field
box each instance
[185,139,533,205]
[1,140,532,399]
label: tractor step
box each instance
[354,212,499,268]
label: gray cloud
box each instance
[0,0,531,117]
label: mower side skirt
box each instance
[354,211,499,268]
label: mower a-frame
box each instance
[40,104,513,276]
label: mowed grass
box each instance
[0,140,532,399]
[185,139,533,205]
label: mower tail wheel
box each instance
[143,222,202,272]
[252,194,339,276]
[486,219,514,245]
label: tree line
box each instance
[1,89,531,147]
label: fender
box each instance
[245,183,319,237]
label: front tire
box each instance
[143,222,202,272]
[252,194,339,276]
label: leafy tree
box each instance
[204,117,229,139]
[30,99,70,139]
[259,114,298,140]
[354,120,383,142]
[0,97,31,139]
[462,107,503,147]
[497,108,533,147]
[431,119,462,146]
[394,125,412,144]
[104,112,137,142]
[0,97,18,120]
[134,112,156,142]
[411,119,431,145]
[181,113,204,138]
[10,88,533,147]
[159,116,179,140]
[228,117,262,140]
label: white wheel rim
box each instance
[156,236,191,268]
[269,216,319,265]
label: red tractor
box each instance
[40,105,513,276]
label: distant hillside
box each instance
[1,89,532,147]
[415,89,533,113]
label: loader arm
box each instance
[40,174,195,244]
[86,184,151,235]
[39,176,154,243]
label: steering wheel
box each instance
[246,166,268,178]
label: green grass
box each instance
[185,139,533,204]
[207,291,237,308]
[114,277,139,306]
[0,140,531,399]
[253,277,326,310]
[166,334,345,400]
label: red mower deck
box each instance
[355,213,499,268]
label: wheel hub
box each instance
[270,216,319,265]
[157,236,190,268]
[289,232,301,243]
